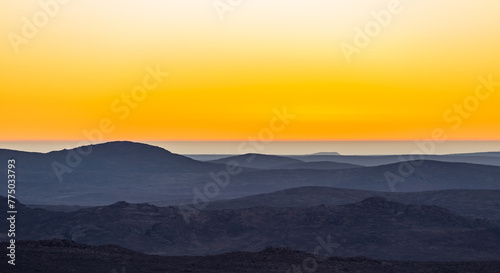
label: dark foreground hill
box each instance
[1,239,500,273]
[3,196,500,261]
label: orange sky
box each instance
[1,0,499,141]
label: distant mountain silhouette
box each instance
[0,141,231,205]
[184,154,239,161]
[266,161,360,170]
[451,152,500,157]
[310,152,341,156]
[208,153,303,169]
[214,160,500,198]
[290,153,500,167]
[0,141,220,173]
[186,151,500,164]
[208,153,358,170]
[2,142,500,206]
[207,186,500,221]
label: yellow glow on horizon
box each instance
[1,0,499,141]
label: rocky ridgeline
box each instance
[2,196,500,261]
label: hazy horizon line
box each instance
[1,140,500,156]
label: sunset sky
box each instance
[1,0,499,148]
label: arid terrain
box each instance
[1,142,499,272]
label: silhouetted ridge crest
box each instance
[40,141,223,175]
[110,201,130,208]
[70,141,174,157]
